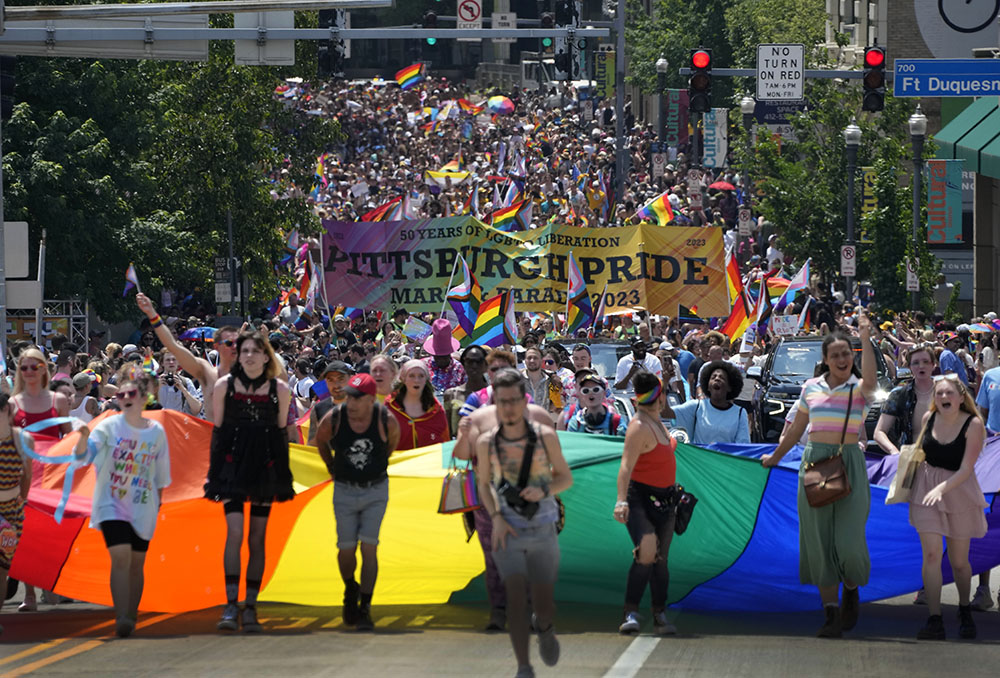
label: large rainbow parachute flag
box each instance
[12,411,1000,613]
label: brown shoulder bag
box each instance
[802,384,853,508]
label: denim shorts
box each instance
[333,479,389,549]
[491,521,560,584]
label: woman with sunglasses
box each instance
[909,373,987,640]
[762,314,878,638]
[10,346,71,611]
[206,331,294,633]
[72,364,171,638]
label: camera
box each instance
[164,374,176,386]
[496,479,539,520]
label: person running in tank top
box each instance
[0,393,33,636]
[762,314,878,639]
[315,373,400,632]
[207,331,294,633]
[474,368,572,678]
[614,371,679,636]
[909,374,987,641]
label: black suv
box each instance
[746,335,892,445]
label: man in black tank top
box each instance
[315,373,400,631]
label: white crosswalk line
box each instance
[602,636,660,678]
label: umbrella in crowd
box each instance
[707,180,736,191]
[179,327,217,341]
[486,95,515,116]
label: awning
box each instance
[934,97,1000,178]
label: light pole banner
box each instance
[321,215,728,317]
[925,159,963,245]
[594,47,615,100]
[663,89,690,148]
[702,107,729,168]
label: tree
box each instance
[737,78,938,309]
[3,38,341,321]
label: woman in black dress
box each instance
[206,331,294,632]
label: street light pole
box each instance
[656,56,668,146]
[740,95,755,266]
[909,105,927,312]
[843,120,862,302]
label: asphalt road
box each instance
[3,574,1000,678]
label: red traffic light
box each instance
[864,47,884,68]
[692,50,711,69]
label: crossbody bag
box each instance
[802,384,853,508]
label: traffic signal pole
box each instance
[613,0,625,209]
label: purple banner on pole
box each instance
[664,89,689,148]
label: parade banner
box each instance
[321,215,728,317]
[926,159,963,245]
[664,89,690,148]
[702,107,729,168]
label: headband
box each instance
[636,379,662,406]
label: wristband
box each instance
[615,500,628,509]
[150,314,164,329]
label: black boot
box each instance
[342,580,360,626]
[840,586,859,631]
[917,614,946,640]
[958,605,976,640]
[817,606,842,638]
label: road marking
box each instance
[602,636,660,678]
[375,615,400,627]
[271,617,318,629]
[409,615,434,626]
[0,619,114,667]
[0,613,176,678]
[0,640,105,678]
[320,617,343,628]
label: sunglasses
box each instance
[19,364,41,372]
[579,385,603,395]
[464,358,485,365]
[116,389,140,401]
[543,359,556,366]
[488,365,506,373]
[933,373,961,382]
[221,339,236,347]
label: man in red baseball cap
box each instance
[315,371,400,631]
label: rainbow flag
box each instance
[395,63,425,90]
[565,252,593,334]
[141,353,155,376]
[447,255,482,346]
[461,185,480,218]
[361,197,402,222]
[457,98,485,115]
[123,263,140,297]
[471,290,517,348]
[635,190,675,226]
[279,229,299,267]
[720,289,752,341]
[488,200,526,232]
[333,306,365,321]
[725,249,742,307]
[440,152,464,173]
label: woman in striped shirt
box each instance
[762,314,878,639]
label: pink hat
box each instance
[423,318,460,356]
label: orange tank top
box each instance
[630,438,677,488]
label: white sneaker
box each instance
[970,585,994,611]
[619,611,641,634]
[652,611,677,635]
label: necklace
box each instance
[498,427,529,443]
[914,382,933,397]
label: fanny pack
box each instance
[494,423,541,520]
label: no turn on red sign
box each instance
[906,257,920,292]
[840,244,856,277]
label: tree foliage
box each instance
[737,81,939,311]
[3,33,341,321]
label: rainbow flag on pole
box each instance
[471,290,517,348]
[447,255,482,346]
[635,190,676,225]
[565,252,593,334]
[488,199,527,232]
[395,63,425,90]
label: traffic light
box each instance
[540,12,555,29]
[688,47,712,113]
[555,51,572,75]
[862,44,886,112]
[317,10,338,78]
[423,10,437,45]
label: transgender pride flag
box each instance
[565,251,593,334]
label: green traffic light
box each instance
[542,37,553,47]
[426,37,437,45]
